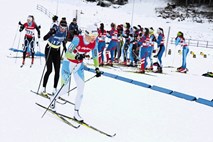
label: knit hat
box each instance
[157,27,164,34]
[149,27,154,34]
[62,17,66,21]
[52,15,58,21]
[100,23,104,28]
[144,28,149,34]
[27,15,33,22]
[60,19,67,27]
[177,31,183,37]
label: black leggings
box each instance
[23,37,35,59]
[43,44,61,88]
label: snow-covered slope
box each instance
[0,0,213,142]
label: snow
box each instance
[0,0,213,142]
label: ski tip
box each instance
[76,125,81,128]
[108,133,116,137]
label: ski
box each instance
[202,72,213,78]
[20,64,34,68]
[31,90,75,105]
[56,111,116,137]
[7,55,38,59]
[36,103,80,128]
[121,69,157,76]
[162,65,176,68]
[7,55,25,58]
[170,70,203,77]
[99,65,121,71]
[171,70,188,74]
[31,90,50,98]
[36,103,115,137]
[145,70,168,75]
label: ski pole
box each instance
[60,47,65,60]
[68,77,71,96]
[36,46,52,94]
[41,64,78,118]
[171,45,177,69]
[10,25,19,55]
[15,32,22,63]
[41,83,65,118]
[67,74,97,95]
[37,39,42,65]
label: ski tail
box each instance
[36,103,80,128]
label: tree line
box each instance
[169,0,212,6]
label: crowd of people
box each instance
[95,21,189,74]
[18,14,191,121]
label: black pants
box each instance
[23,36,35,59]
[43,44,61,88]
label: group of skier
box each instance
[96,22,189,73]
[17,14,191,121]
[19,15,101,122]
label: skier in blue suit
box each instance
[42,19,67,95]
[153,27,165,73]
[175,31,189,73]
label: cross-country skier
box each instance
[153,27,165,73]
[147,27,156,70]
[50,15,58,28]
[126,30,135,66]
[175,31,189,73]
[19,15,40,66]
[67,18,79,42]
[121,22,131,65]
[41,19,67,95]
[105,22,118,66]
[50,30,102,122]
[137,28,150,73]
[97,23,107,66]
[114,24,123,63]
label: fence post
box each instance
[197,41,199,47]
[206,41,208,48]
[188,39,190,46]
[165,26,171,57]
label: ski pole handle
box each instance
[18,21,22,25]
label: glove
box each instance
[95,68,101,77]
[18,21,22,25]
[19,25,24,32]
[75,53,85,60]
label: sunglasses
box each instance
[60,25,67,31]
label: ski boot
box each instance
[20,59,25,68]
[41,87,48,96]
[177,68,187,73]
[74,109,84,122]
[154,67,162,73]
[177,66,182,71]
